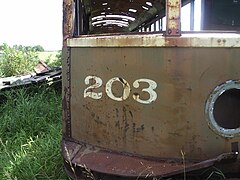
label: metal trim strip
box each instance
[67,33,240,47]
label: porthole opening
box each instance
[213,89,240,129]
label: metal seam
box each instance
[66,47,72,138]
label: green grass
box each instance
[0,86,68,179]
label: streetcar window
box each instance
[203,0,240,30]
[73,0,240,35]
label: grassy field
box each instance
[0,86,68,179]
[37,51,59,62]
[37,51,61,67]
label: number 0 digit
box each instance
[106,77,131,101]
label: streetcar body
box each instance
[62,0,240,178]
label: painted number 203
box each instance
[84,76,157,104]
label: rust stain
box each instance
[67,46,240,160]
[68,33,240,48]
[62,0,240,178]
[63,140,239,179]
[63,28,240,179]
[62,87,68,112]
[63,0,74,47]
[166,0,181,36]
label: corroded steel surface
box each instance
[62,0,240,178]
[62,32,240,177]
[63,34,240,179]
[63,0,74,47]
[166,0,181,36]
[62,47,72,137]
[68,33,240,47]
[64,42,240,161]
[62,140,239,178]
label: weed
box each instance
[0,86,68,179]
[180,150,186,180]
[201,166,226,180]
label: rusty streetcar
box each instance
[62,0,240,179]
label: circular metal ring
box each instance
[205,80,240,138]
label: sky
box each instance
[0,0,62,51]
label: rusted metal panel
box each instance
[62,31,240,177]
[62,0,73,136]
[63,0,74,47]
[62,140,239,178]
[62,47,72,137]
[166,0,181,36]
[62,0,240,178]
[66,45,240,161]
[67,33,240,47]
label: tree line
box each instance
[0,44,45,52]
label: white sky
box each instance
[0,0,62,51]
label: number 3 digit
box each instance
[133,79,157,104]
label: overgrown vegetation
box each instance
[0,44,39,77]
[0,86,68,179]
[44,50,62,67]
[0,43,65,179]
[0,43,61,78]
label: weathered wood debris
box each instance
[0,61,62,91]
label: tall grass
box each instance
[0,86,68,179]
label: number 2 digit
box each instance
[84,76,103,100]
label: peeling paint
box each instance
[68,33,240,47]
[166,0,181,36]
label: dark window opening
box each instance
[203,0,240,30]
[73,0,196,35]
[73,0,240,35]
[213,89,240,129]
